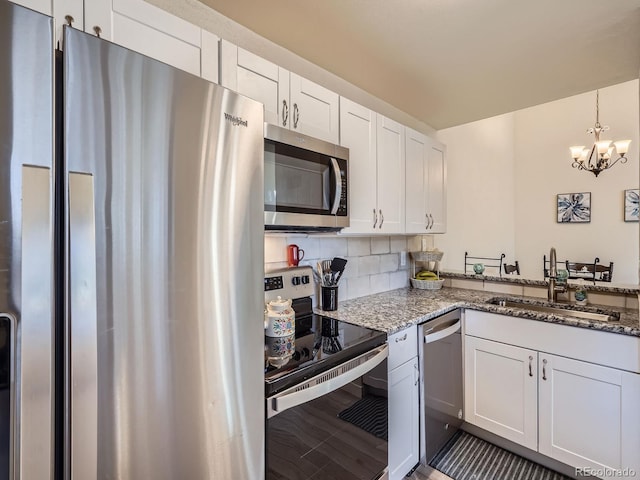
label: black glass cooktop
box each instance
[264,313,386,397]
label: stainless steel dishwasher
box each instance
[418,309,463,464]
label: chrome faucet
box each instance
[548,247,567,302]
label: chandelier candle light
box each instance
[569,90,631,177]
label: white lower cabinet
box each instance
[464,310,640,479]
[464,336,538,450]
[389,357,419,480]
[538,353,640,477]
[388,327,419,480]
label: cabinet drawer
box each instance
[388,327,418,371]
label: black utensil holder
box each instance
[321,285,338,311]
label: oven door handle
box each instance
[423,319,461,344]
[330,157,342,215]
[268,344,388,418]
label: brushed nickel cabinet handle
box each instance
[542,358,547,380]
[395,333,408,342]
[293,103,299,129]
[429,213,434,229]
[372,208,378,229]
[379,209,384,229]
[282,100,288,127]
[425,213,429,230]
[529,355,533,377]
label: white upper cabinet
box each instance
[339,101,405,235]
[14,0,218,81]
[376,114,405,234]
[405,128,446,234]
[83,0,218,82]
[11,0,83,44]
[427,139,447,233]
[405,128,428,233]
[339,98,377,234]
[220,40,339,143]
[289,73,339,143]
[220,40,288,126]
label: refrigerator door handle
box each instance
[67,172,98,480]
[21,166,54,480]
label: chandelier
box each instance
[569,90,631,177]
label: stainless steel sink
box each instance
[487,297,620,322]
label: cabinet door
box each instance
[376,114,405,233]
[427,140,446,233]
[220,40,288,126]
[539,354,640,478]
[389,357,419,480]
[289,73,339,143]
[405,127,428,234]
[464,336,538,450]
[86,0,203,77]
[339,98,377,234]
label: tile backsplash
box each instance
[265,235,410,304]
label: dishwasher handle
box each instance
[423,319,461,344]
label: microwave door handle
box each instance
[330,157,341,215]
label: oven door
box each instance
[264,126,348,229]
[266,344,389,480]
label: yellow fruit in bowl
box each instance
[415,270,438,280]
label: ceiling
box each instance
[198,0,640,130]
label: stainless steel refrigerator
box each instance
[1,2,265,478]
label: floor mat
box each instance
[429,431,570,480]
[337,395,387,441]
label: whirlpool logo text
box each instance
[224,113,248,127]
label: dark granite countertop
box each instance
[314,287,640,337]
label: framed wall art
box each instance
[557,192,591,223]
[625,189,639,222]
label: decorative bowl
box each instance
[473,263,485,274]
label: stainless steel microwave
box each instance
[264,124,349,231]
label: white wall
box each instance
[436,113,517,276]
[437,80,639,284]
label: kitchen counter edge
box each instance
[314,287,640,338]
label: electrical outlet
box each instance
[421,237,428,251]
[400,251,407,267]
